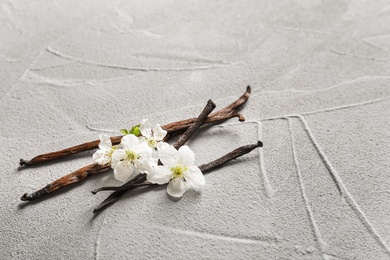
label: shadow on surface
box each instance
[91,185,166,219]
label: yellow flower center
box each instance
[147,138,157,148]
[125,150,139,162]
[171,165,188,180]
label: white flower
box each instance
[93,134,114,165]
[111,134,155,182]
[139,119,167,149]
[147,145,205,198]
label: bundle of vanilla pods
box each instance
[20,87,262,213]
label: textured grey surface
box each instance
[1,0,390,259]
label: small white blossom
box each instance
[94,120,205,199]
[139,119,167,149]
[111,134,155,182]
[93,134,114,165]
[147,145,205,198]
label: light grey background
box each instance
[1,0,389,259]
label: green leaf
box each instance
[133,127,141,136]
[129,126,141,136]
[120,129,129,135]
[121,124,141,136]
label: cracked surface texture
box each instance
[1,0,389,259]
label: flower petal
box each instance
[121,134,139,150]
[186,166,205,189]
[111,149,125,160]
[93,150,109,165]
[138,158,156,175]
[147,165,172,184]
[178,146,195,166]
[140,118,152,138]
[114,162,134,182]
[153,124,167,141]
[137,142,153,158]
[167,178,186,198]
[111,149,126,168]
[158,144,178,167]
[98,134,112,150]
[151,149,160,161]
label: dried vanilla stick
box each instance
[21,163,110,201]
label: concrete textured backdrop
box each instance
[1,0,389,259]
